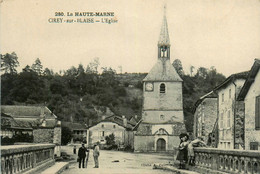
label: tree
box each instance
[172,59,184,76]
[61,127,73,145]
[105,133,115,145]
[1,52,19,74]
[10,65,46,103]
[43,68,54,76]
[190,65,195,76]
[86,57,100,74]
[31,58,43,75]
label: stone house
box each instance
[1,112,33,143]
[237,59,260,150]
[134,8,186,152]
[1,105,61,146]
[61,121,88,143]
[193,91,218,145]
[87,115,135,148]
[214,71,248,149]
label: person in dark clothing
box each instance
[78,144,86,168]
[176,133,189,169]
[73,145,76,154]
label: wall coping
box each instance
[1,144,55,155]
[194,147,260,158]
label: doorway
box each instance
[157,138,166,151]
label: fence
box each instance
[194,147,260,174]
[1,144,55,174]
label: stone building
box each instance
[214,71,248,149]
[1,105,61,146]
[237,59,260,150]
[193,91,218,145]
[134,8,186,152]
[87,115,135,148]
[61,121,88,143]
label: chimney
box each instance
[57,120,61,126]
[41,119,46,127]
[122,115,127,127]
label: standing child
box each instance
[176,133,189,169]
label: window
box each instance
[222,93,224,102]
[160,115,165,120]
[101,124,104,128]
[160,83,166,93]
[256,96,260,129]
[227,110,231,128]
[250,142,258,150]
[229,89,231,99]
[113,125,116,128]
[101,131,105,137]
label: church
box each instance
[134,7,186,152]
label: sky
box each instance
[1,0,260,76]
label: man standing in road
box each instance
[78,144,87,168]
[93,142,100,168]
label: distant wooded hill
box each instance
[1,54,226,132]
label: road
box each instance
[61,146,175,174]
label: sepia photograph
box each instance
[1,0,260,173]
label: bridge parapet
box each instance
[1,144,55,174]
[194,147,260,173]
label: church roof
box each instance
[143,59,183,82]
[158,6,170,46]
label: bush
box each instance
[61,127,73,145]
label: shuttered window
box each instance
[256,96,260,130]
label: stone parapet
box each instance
[1,144,55,174]
[194,147,260,173]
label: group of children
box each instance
[176,133,207,169]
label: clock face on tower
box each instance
[145,82,154,91]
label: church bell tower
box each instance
[134,5,186,153]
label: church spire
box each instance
[158,4,170,59]
[158,4,170,46]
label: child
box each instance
[188,137,207,166]
[176,133,189,169]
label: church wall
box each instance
[143,82,183,111]
[142,110,184,123]
[134,136,155,152]
[168,136,180,151]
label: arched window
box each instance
[160,83,166,93]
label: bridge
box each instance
[1,144,55,174]
[1,144,260,174]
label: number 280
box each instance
[55,12,64,16]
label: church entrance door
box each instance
[157,138,166,151]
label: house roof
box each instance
[88,115,136,130]
[1,113,33,130]
[193,91,217,113]
[1,105,57,119]
[214,71,249,91]
[1,105,58,129]
[237,59,260,101]
[61,121,88,130]
[143,59,183,82]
